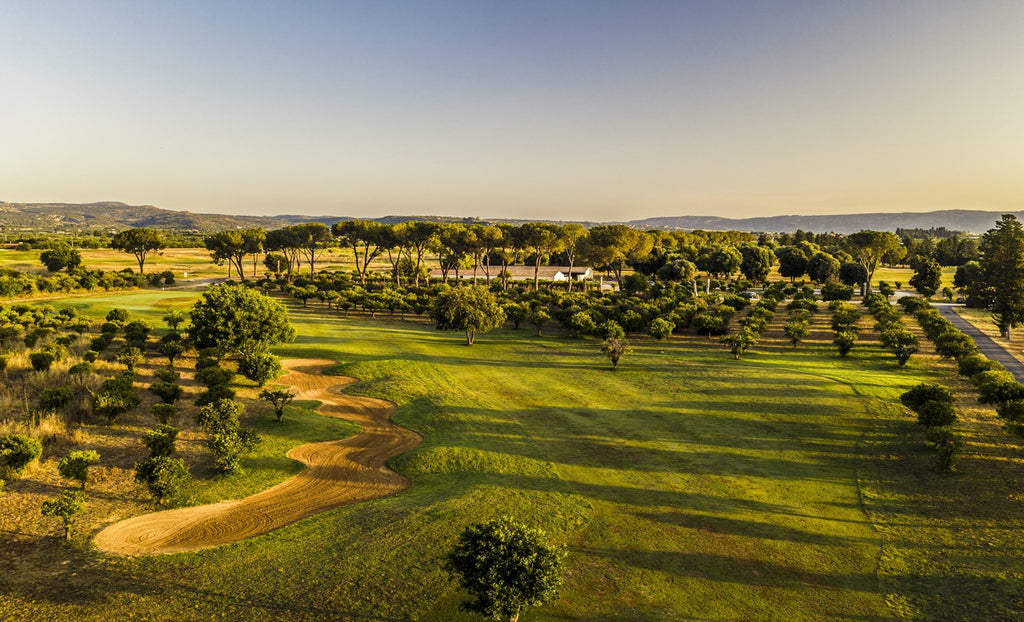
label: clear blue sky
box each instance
[3,1,1023,221]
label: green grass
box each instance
[3,295,1024,620]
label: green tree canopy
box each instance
[972,214,1024,339]
[189,284,295,356]
[430,286,505,345]
[847,230,903,295]
[40,243,82,273]
[111,228,165,275]
[443,517,567,622]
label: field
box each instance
[2,289,1024,620]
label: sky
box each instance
[2,1,1024,221]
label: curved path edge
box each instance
[94,358,421,555]
[933,304,1024,383]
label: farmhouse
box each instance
[429,266,593,282]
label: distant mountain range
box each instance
[0,201,1017,235]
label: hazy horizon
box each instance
[4,1,1023,221]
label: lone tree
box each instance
[972,214,1024,339]
[57,450,100,489]
[260,388,295,422]
[444,517,567,622]
[41,489,87,539]
[847,230,904,296]
[431,286,506,345]
[111,228,165,275]
[601,338,629,369]
[189,283,296,356]
[722,326,759,359]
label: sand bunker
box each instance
[93,359,420,555]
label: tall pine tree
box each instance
[974,214,1024,339]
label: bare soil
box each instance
[92,359,420,555]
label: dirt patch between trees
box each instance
[92,359,420,555]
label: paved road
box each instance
[933,303,1024,384]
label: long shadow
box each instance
[636,510,876,547]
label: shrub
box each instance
[40,489,87,539]
[105,308,130,325]
[149,382,184,404]
[57,450,100,489]
[971,369,1016,388]
[29,351,56,372]
[926,426,966,473]
[833,330,857,356]
[83,350,99,363]
[123,320,151,346]
[933,331,979,361]
[134,456,190,504]
[39,387,74,411]
[977,379,1024,405]
[69,362,94,376]
[142,424,179,458]
[900,383,955,412]
[155,367,181,382]
[566,312,596,337]
[820,282,854,301]
[196,399,260,473]
[195,365,234,388]
[597,321,625,340]
[115,345,143,371]
[648,317,675,341]
[0,434,43,474]
[90,372,140,423]
[195,384,236,407]
[995,400,1024,422]
[958,354,1000,377]
[238,350,283,387]
[150,403,178,425]
[917,400,957,427]
[784,320,810,347]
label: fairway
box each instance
[3,292,1024,620]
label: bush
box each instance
[648,317,675,341]
[40,489,87,539]
[995,400,1024,422]
[69,362,94,376]
[597,321,625,340]
[195,384,236,407]
[971,369,1016,388]
[900,383,955,412]
[106,308,131,324]
[123,320,151,346]
[917,400,958,427]
[566,312,596,337]
[57,450,100,489]
[958,354,1001,377]
[0,434,43,474]
[238,350,283,387]
[820,283,854,301]
[29,351,56,372]
[134,456,190,504]
[149,382,184,404]
[83,350,99,363]
[977,379,1024,405]
[142,424,179,458]
[926,426,966,473]
[833,330,857,356]
[39,387,74,411]
[196,399,259,473]
[90,372,140,423]
[933,331,979,361]
[195,365,235,388]
[150,403,178,425]
[155,367,180,382]
[115,345,143,371]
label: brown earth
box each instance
[92,359,420,555]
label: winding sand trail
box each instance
[94,359,421,555]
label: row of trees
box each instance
[97,222,956,295]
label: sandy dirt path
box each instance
[93,359,421,555]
